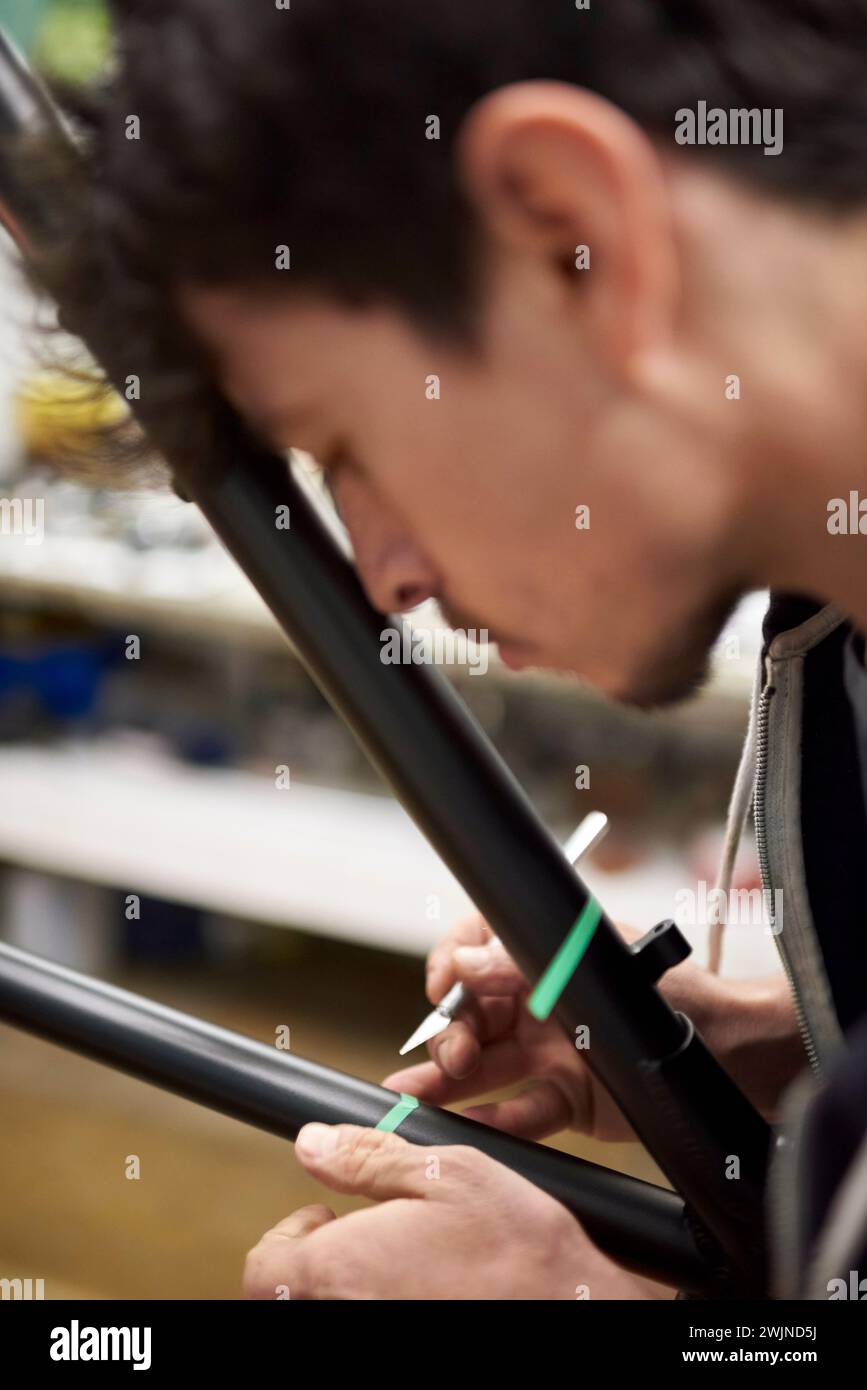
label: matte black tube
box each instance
[0,941,713,1294]
[0,27,769,1290]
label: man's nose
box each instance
[363,539,437,614]
[332,471,438,615]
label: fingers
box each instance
[382,1057,475,1102]
[294,1122,434,1201]
[243,1203,336,1300]
[420,920,526,1091]
[421,989,517,1077]
[461,1080,573,1140]
[428,931,526,1008]
[245,1146,531,1300]
[425,913,492,1003]
[267,1204,337,1238]
[383,1037,539,1106]
[427,1016,482,1079]
[451,938,527,996]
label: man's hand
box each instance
[243,1123,658,1300]
[383,913,803,1141]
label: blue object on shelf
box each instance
[0,637,118,718]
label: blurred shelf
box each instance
[0,529,287,650]
[0,741,780,975]
[0,740,472,956]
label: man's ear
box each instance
[454,80,679,378]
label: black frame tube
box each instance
[0,941,713,1295]
[0,28,770,1293]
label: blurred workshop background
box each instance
[0,1,778,1299]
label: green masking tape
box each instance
[376,1092,420,1133]
[528,897,602,1021]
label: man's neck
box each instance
[743,217,867,635]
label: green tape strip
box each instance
[376,1092,420,1132]
[528,898,602,1021]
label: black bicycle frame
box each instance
[0,939,712,1293]
[0,28,771,1296]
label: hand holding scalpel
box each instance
[398,810,609,1055]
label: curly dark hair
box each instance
[23,0,867,483]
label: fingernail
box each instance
[281,1210,316,1236]
[297,1123,340,1158]
[454,945,491,969]
[438,1037,472,1078]
[437,1037,456,1070]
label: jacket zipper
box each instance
[754,656,821,1075]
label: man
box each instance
[45,1,867,1298]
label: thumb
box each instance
[295,1122,432,1201]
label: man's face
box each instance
[180,90,768,707]
[182,266,743,707]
